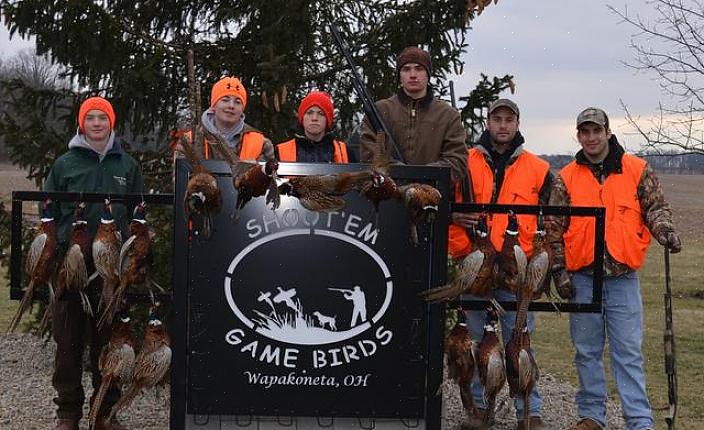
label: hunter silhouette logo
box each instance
[224,229,393,346]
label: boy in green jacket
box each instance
[45,96,143,430]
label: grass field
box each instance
[1,167,702,427]
[534,174,704,428]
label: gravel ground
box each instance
[0,333,627,429]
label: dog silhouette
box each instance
[312,311,337,331]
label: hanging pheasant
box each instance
[89,200,123,314]
[179,131,222,238]
[395,183,442,246]
[108,304,171,422]
[419,213,496,302]
[7,199,57,333]
[89,306,135,429]
[38,202,93,334]
[202,127,280,218]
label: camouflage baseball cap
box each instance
[488,98,520,117]
[577,107,608,128]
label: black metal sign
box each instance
[171,160,450,429]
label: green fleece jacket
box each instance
[43,135,144,244]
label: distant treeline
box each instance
[542,153,704,174]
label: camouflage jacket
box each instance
[547,136,676,276]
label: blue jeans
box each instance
[570,271,654,430]
[466,288,542,418]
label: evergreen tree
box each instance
[2,0,509,148]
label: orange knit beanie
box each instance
[210,77,248,110]
[78,96,115,132]
[298,91,334,131]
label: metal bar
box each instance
[171,159,189,430]
[425,167,451,430]
[10,197,23,301]
[459,299,602,313]
[452,202,602,217]
[592,207,606,305]
[11,191,173,205]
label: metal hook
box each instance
[277,415,294,427]
[233,414,254,427]
[316,416,335,428]
[358,417,376,429]
[401,418,421,428]
[193,414,210,425]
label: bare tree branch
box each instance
[610,0,704,155]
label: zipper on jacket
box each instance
[408,100,417,149]
[490,168,499,204]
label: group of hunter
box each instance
[42,45,680,430]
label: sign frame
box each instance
[170,159,451,430]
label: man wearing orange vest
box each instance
[276,90,354,163]
[550,108,681,430]
[173,76,274,161]
[450,99,551,430]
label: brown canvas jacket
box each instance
[360,89,467,182]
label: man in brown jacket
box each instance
[359,46,467,183]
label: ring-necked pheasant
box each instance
[179,132,222,238]
[277,170,371,212]
[505,273,540,430]
[494,211,527,294]
[419,213,496,302]
[360,132,397,222]
[528,213,553,300]
[395,183,442,246]
[89,307,135,429]
[89,200,122,314]
[444,306,478,424]
[202,127,280,217]
[98,202,158,328]
[108,304,171,422]
[38,202,93,334]
[8,199,57,333]
[477,304,507,428]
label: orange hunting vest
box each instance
[184,130,265,161]
[204,131,265,161]
[560,154,650,271]
[448,148,549,258]
[276,139,350,163]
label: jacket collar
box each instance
[575,135,624,176]
[475,130,525,165]
[294,128,336,148]
[69,136,125,160]
[396,86,434,108]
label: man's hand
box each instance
[657,231,682,254]
[553,269,574,300]
[451,212,481,229]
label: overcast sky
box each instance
[456,0,666,154]
[1,2,668,155]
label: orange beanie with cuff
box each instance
[298,91,334,131]
[78,96,116,133]
[210,77,248,110]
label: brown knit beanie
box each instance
[397,46,432,77]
